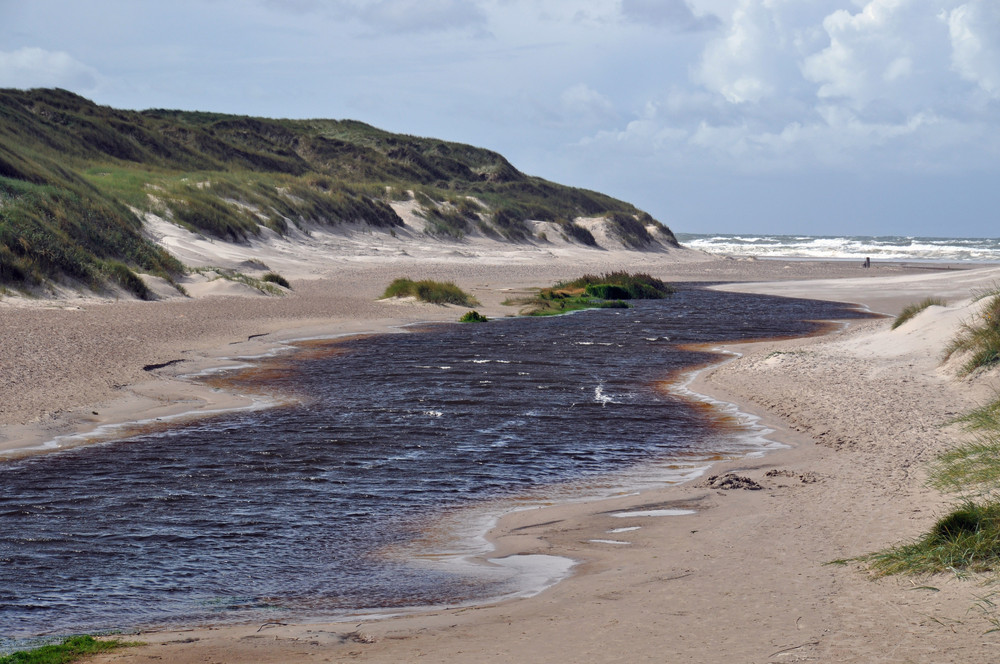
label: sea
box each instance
[0,286,877,650]
[675,233,1000,263]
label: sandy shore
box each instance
[1,237,924,457]
[6,232,1000,662]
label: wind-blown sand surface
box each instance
[5,227,1000,662]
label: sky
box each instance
[1,0,998,238]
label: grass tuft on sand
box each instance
[864,501,1000,577]
[944,288,1000,376]
[859,285,1000,578]
[0,635,135,664]
[864,376,1000,576]
[189,267,286,295]
[382,278,478,307]
[504,271,671,316]
[892,297,945,330]
[261,271,291,289]
[557,271,675,299]
[459,310,489,323]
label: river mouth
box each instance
[0,285,875,646]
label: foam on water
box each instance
[676,233,1000,262]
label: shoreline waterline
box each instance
[280,307,863,632]
[0,286,876,645]
[0,325,431,460]
[282,300,883,630]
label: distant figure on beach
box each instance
[864,257,871,268]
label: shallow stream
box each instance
[0,286,874,644]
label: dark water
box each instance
[0,287,875,643]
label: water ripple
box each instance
[0,286,873,643]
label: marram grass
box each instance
[382,278,478,307]
[504,271,671,317]
[931,435,1000,496]
[944,291,1000,376]
[860,379,1000,577]
[188,266,285,296]
[261,271,291,289]
[863,502,1000,577]
[557,271,675,299]
[459,310,489,323]
[892,297,945,330]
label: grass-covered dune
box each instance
[0,88,678,297]
[857,287,1000,578]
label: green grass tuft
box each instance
[459,310,489,323]
[261,271,290,289]
[0,635,134,664]
[584,283,631,300]
[864,502,1000,577]
[861,371,1000,577]
[382,277,478,306]
[595,300,630,309]
[952,398,1000,432]
[944,292,1000,376]
[892,297,945,330]
[503,271,671,316]
[558,271,675,299]
[100,260,151,300]
[932,397,1000,500]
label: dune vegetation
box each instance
[381,278,478,307]
[0,635,134,664]
[0,88,676,296]
[505,271,674,316]
[891,297,946,330]
[945,287,1000,376]
[862,290,1000,577]
[459,310,489,323]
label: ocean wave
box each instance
[675,233,1000,262]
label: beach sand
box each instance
[5,227,1000,662]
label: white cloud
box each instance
[577,87,1000,175]
[694,0,787,104]
[0,47,103,90]
[946,0,1000,97]
[801,0,907,107]
[584,117,689,152]
[587,0,998,175]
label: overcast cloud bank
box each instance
[1,0,997,236]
